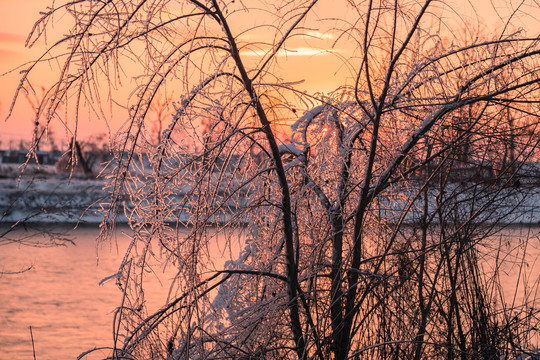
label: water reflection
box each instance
[0,226,132,360]
[1,225,538,359]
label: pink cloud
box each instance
[0,32,26,44]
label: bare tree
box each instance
[11,0,540,359]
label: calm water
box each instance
[0,226,538,359]
[0,226,132,360]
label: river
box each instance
[0,225,538,359]
[1,226,133,360]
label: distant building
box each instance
[0,149,62,165]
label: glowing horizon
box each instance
[0,0,538,147]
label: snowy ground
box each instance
[0,176,112,224]
[2,162,540,225]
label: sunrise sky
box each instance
[0,0,538,147]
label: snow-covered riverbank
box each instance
[0,177,113,224]
[2,174,540,225]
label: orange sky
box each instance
[0,0,538,147]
